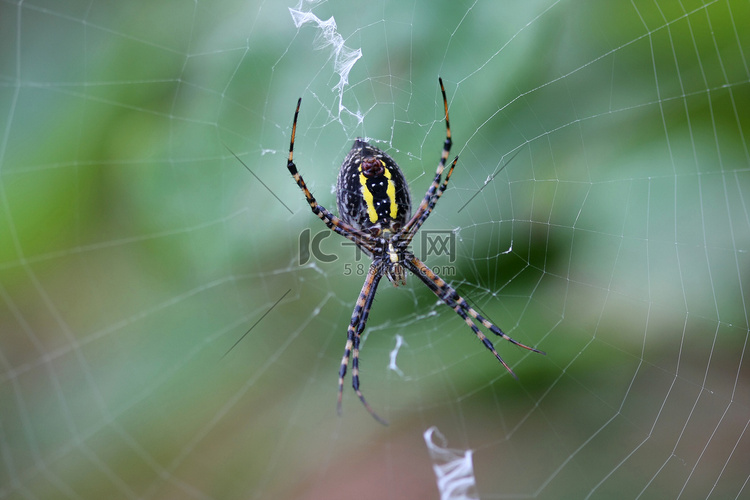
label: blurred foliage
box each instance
[1,0,748,499]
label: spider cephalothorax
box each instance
[286,78,544,424]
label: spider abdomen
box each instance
[336,139,411,234]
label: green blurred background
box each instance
[1,0,748,498]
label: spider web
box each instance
[1,0,749,498]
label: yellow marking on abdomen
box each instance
[384,167,397,219]
[359,170,378,223]
[359,161,397,224]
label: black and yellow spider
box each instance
[286,78,544,424]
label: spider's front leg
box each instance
[337,261,388,425]
[404,256,544,376]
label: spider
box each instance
[286,78,544,424]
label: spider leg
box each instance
[404,256,544,377]
[401,155,458,245]
[337,262,388,425]
[288,98,376,254]
[401,77,453,240]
